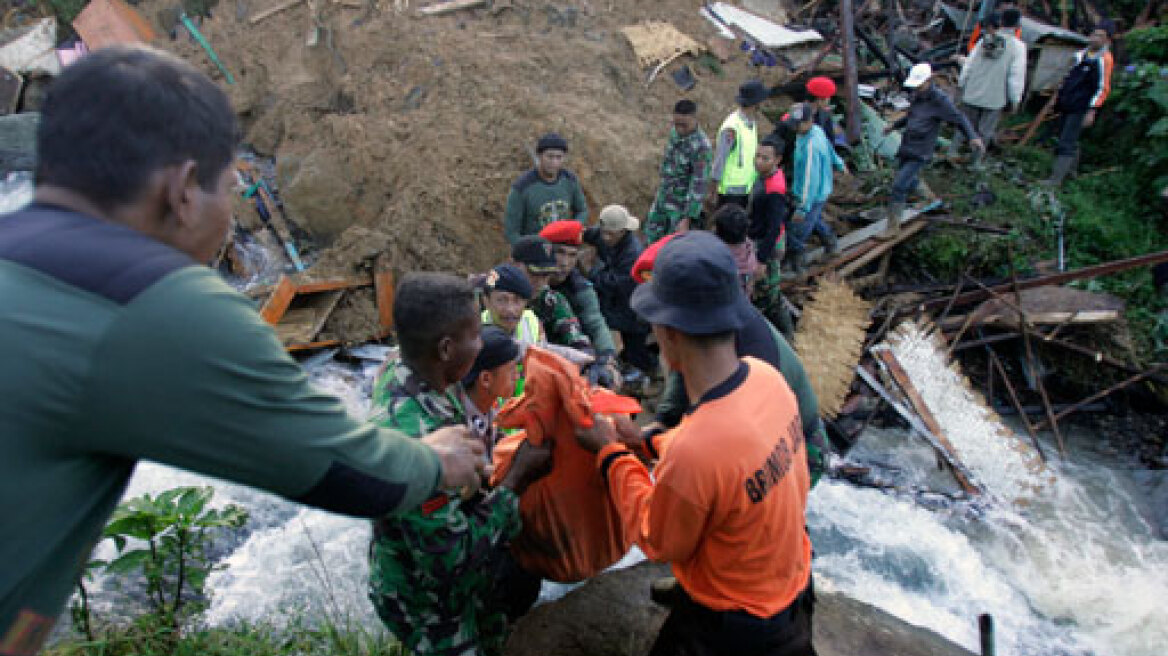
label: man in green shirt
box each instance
[645,99,712,243]
[0,46,485,656]
[368,274,551,656]
[502,133,588,245]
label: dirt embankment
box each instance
[137,0,800,277]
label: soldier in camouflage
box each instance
[645,99,712,244]
[368,273,551,656]
[511,235,592,353]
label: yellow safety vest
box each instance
[482,309,544,347]
[717,110,759,196]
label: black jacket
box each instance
[748,175,790,263]
[1056,52,1106,114]
[584,227,644,333]
[893,85,977,162]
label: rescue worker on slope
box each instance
[368,274,552,656]
[583,205,656,383]
[708,80,769,211]
[644,99,712,243]
[0,45,486,653]
[539,220,621,387]
[632,234,829,487]
[576,231,817,656]
[510,235,593,354]
[480,263,543,349]
[503,133,588,245]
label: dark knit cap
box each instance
[536,132,568,154]
[485,263,533,300]
[462,324,520,388]
[511,235,559,274]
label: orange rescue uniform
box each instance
[597,357,812,618]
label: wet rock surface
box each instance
[506,561,976,656]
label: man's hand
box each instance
[422,426,487,494]
[970,138,986,153]
[498,439,553,495]
[575,416,618,453]
[1083,109,1097,128]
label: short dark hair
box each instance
[1001,8,1021,27]
[674,99,697,115]
[36,45,237,211]
[759,134,785,156]
[1092,20,1115,39]
[713,204,750,245]
[394,273,477,362]
[984,13,1001,29]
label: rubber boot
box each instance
[969,147,986,171]
[791,249,807,275]
[879,201,905,240]
[1046,155,1075,187]
[823,229,839,255]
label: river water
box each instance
[88,357,1166,656]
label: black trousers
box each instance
[1054,111,1087,158]
[649,581,817,656]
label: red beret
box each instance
[539,220,583,246]
[806,76,837,99]
[632,233,679,284]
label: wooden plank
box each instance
[417,0,486,16]
[838,220,926,277]
[281,288,341,345]
[919,249,1168,313]
[291,274,372,294]
[804,208,926,266]
[73,0,156,51]
[259,276,297,325]
[875,348,980,494]
[373,262,395,333]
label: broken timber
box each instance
[875,348,980,494]
[918,250,1168,313]
[855,363,984,495]
[259,270,396,351]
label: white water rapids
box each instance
[84,358,1167,656]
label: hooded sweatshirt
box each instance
[959,31,1028,110]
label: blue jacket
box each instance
[791,125,845,213]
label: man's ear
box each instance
[478,370,492,390]
[436,335,454,363]
[164,160,201,227]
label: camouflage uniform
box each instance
[368,359,521,656]
[645,127,712,244]
[551,272,616,355]
[530,286,591,352]
[750,233,794,339]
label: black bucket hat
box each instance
[630,231,751,335]
[735,79,770,107]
